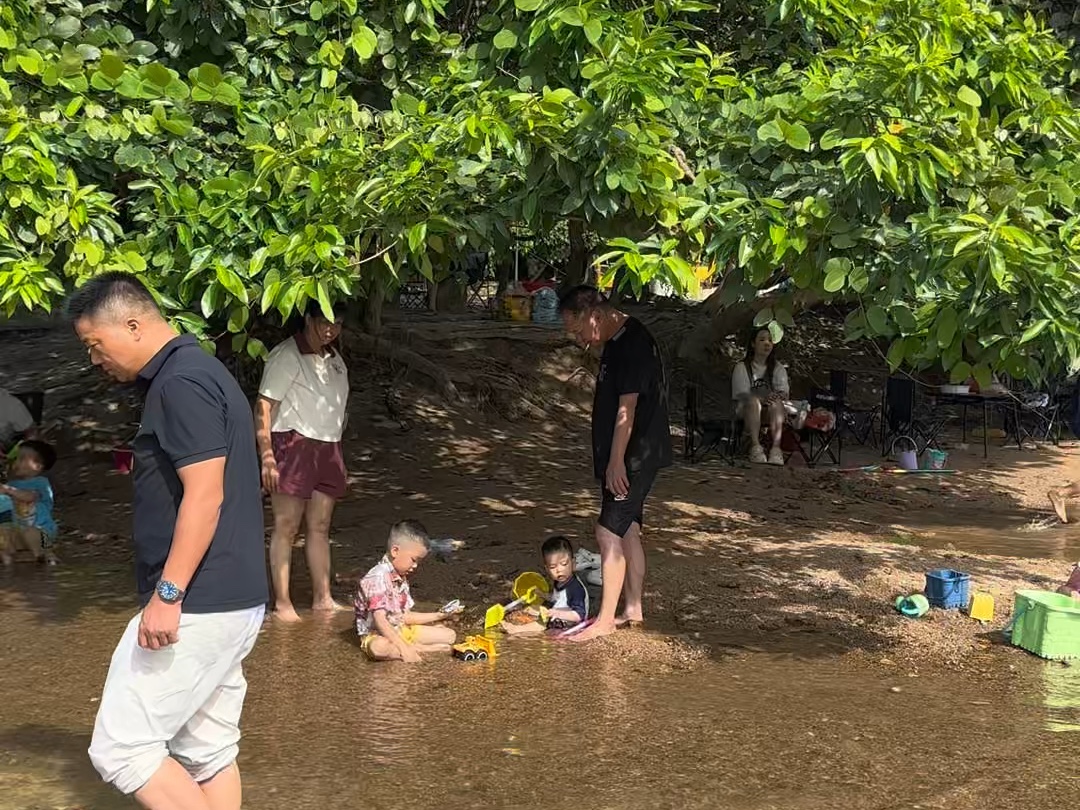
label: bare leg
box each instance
[269,493,306,622]
[572,523,625,642]
[618,522,646,624]
[768,400,785,449]
[199,762,241,810]
[1048,482,1080,524]
[743,398,763,454]
[304,491,342,612]
[134,757,212,810]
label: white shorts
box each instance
[88,605,264,795]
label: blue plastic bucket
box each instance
[924,569,971,609]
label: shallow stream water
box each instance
[1,565,1078,810]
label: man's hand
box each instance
[138,595,182,650]
[400,644,422,663]
[605,458,629,498]
[260,455,279,494]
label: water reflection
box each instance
[0,568,1075,809]
[1042,662,1080,733]
[919,521,1080,560]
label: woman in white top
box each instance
[255,301,350,622]
[731,327,790,465]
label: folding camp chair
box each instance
[880,376,946,455]
[460,252,492,310]
[814,369,880,447]
[684,381,740,465]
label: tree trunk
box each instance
[363,285,386,334]
[678,287,824,365]
[351,332,460,401]
[495,254,513,296]
[563,218,590,289]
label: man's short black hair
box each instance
[557,285,609,315]
[64,271,159,322]
[541,535,574,558]
[18,439,56,471]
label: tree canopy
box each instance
[2,0,1079,383]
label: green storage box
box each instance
[1010,590,1080,661]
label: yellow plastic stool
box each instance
[969,592,994,622]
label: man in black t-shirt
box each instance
[559,286,671,641]
[67,273,267,807]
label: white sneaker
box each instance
[768,447,785,466]
[749,445,767,464]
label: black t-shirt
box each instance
[592,317,672,479]
[132,335,269,613]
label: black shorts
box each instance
[598,467,658,538]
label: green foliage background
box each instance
[2,0,1079,384]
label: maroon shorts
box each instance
[271,431,347,500]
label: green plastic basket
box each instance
[1010,590,1080,661]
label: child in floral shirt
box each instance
[354,520,456,662]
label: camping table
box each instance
[927,392,1022,459]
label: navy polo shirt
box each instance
[132,335,268,612]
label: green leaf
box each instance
[317,281,335,321]
[768,322,784,343]
[737,234,754,267]
[753,307,774,327]
[865,305,888,335]
[216,264,249,304]
[515,0,543,9]
[823,257,850,293]
[987,246,1008,288]
[1020,319,1050,344]
[558,7,586,26]
[493,29,518,49]
[757,120,783,143]
[227,306,249,333]
[52,16,82,39]
[819,129,844,150]
[953,232,982,256]
[886,339,906,371]
[143,63,173,88]
[310,0,324,20]
[956,85,982,108]
[936,306,958,349]
[583,18,602,46]
[782,122,811,151]
[246,337,267,360]
[950,361,972,385]
[351,26,378,60]
[17,51,44,76]
[892,306,917,334]
[194,62,223,87]
[99,53,125,80]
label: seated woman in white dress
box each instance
[731,327,790,465]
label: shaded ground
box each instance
[1,314,1079,808]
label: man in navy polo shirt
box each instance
[68,272,267,810]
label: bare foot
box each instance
[615,613,644,628]
[273,605,302,623]
[1048,489,1070,524]
[311,600,349,613]
[570,620,617,642]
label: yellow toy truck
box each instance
[452,635,496,662]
